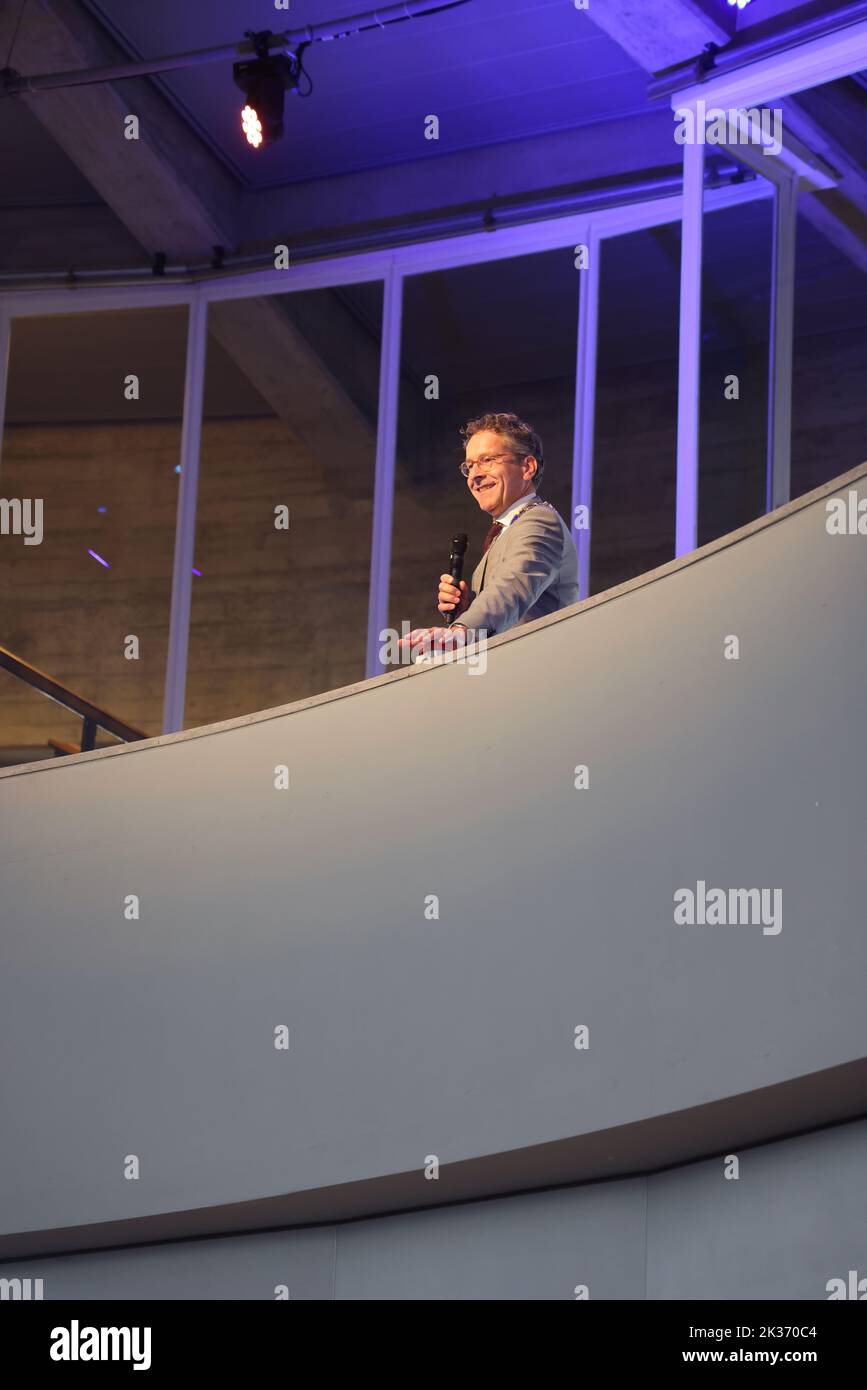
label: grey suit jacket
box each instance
[457,498,579,638]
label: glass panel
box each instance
[699,165,773,545]
[391,249,580,639]
[186,284,382,727]
[773,75,867,497]
[791,198,867,499]
[592,224,680,594]
[0,307,187,760]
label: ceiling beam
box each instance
[207,296,377,506]
[586,0,731,75]
[796,189,867,275]
[784,83,867,216]
[10,0,385,501]
[11,0,239,259]
[0,205,145,273]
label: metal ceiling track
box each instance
[0,163,755,290]
[0,0,471,96]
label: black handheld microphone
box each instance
[442,532,468,625]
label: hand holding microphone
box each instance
[399,532,471,658]
[439,533,470,625]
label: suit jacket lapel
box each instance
[475,549,491,592]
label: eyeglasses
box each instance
[459,451,524,478]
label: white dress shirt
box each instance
[492,490,538,528]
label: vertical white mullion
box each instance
[0,304,10,480]
[766,174,798,513]
[572,226,599,600]
[675,136,705,557]
[162,294,208,735]
[365,261,403,679]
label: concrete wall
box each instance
[0,417,371,744]
[1,462,865,1288]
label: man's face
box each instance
[464,429,538,518]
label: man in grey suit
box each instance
[399,412,579,656]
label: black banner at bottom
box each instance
[1,1299,861,1373]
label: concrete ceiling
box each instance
[4,0,862,263]
[0,96,99,207]
[27,0,652,190]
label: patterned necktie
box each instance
[482,521,504,555]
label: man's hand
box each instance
[438,574,470,620]
[397,624,468,656]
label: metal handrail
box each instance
[0,644,149,752]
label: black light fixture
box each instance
[232,30,310,149]
[1,2,472,159]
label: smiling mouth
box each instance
[475,480,496,491]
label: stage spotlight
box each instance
[233,35,310,149]
[241,104,263,148]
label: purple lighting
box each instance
[88,549,110,568]
[727,0,754,9]
[97,505,107,513]
[192,567,202,577]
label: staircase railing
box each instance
[0,644,149,753]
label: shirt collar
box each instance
[493,491,537,527]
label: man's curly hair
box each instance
[460,412,545,494]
